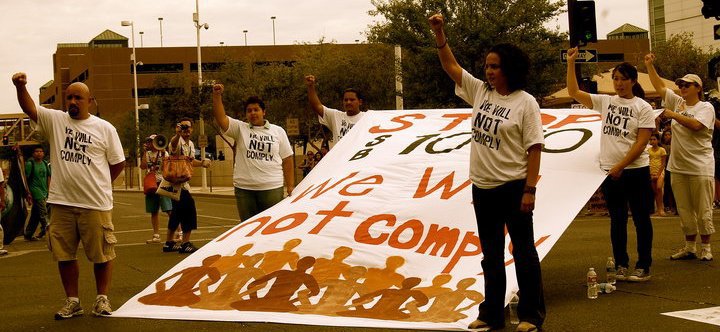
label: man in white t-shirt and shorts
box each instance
[212,84,294,221]
[304,75,365,149]
[13,73,126,320]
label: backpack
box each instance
[27,159,50,186]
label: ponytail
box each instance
[632,83,645,99]
[613,62,644,98]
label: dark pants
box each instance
[168,190,197,232]
[25,198,49,238]
[472,180,545,328]
[601,166,654,271]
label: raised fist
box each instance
[428,14,444,33]
[212,83,224,95]
[644,54,655,66]
[304,75,316,87]
[12,72,27,87]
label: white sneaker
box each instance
[670,247,697,260]
[92,296,112,317]
[146,234,161,244]
[0,249,8,256]
[55,298,83,320]
[615,266,628,281]
[628,268,652,282]
[700,248,713,261]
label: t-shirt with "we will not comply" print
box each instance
[34,106,125,211]
[455,69,544,189]
[224,118,292,191]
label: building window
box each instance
[133,87,183,98]
[253,60,296,67]
[42,95,55,105]
[132,63,184,74]
[71,69,89,83]
[190,62,224,72]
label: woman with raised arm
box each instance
[429,13,544,332]
[645,54,715,262]
[567,47,656,282]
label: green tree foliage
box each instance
[367,0,567,107]
[641,32,720,91]
[136,43,397,155]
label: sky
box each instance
[0,0,649,114]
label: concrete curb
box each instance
[114,187,235,198]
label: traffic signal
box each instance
[569,0,598,46]
[581,77,598,94]
[709,56,720,80]
[2,136,8,145]
[702,0,720,19]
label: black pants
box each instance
[472,180,545,327]
[601,167,653,271]
[168,190,197,232]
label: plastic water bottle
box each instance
[606,257,617,285]
[598,283,616,294]
[508,294,520,325]
[587,268,598,299]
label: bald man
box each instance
[13,73,126,320]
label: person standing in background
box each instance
[24,146,51,241]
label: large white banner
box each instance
[114,108,606,331]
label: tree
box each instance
[134,43,398,156]
[641,32,720,92]
[367,0,567,107]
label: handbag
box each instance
[143,172,158,195]
[162,144,193,184]
[142,152,161,195]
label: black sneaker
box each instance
[178,242,198,254]
[162,241,181,252]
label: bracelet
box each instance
[523,185,536,195]
[435,38,448,49]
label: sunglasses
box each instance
[677,82,697,89]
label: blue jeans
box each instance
[601,166,653,271]
[25,198,49,238]
[234,187,284,221]
[472,180,545,328]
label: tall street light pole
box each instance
[194,0,209,190]
[139,31,144,47]
[243,30,248,46]
[121,20,143,189]
[271,16,276,45]
[158,17,164,47]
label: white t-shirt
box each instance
[319,106,364,148]
[35,106,125,211]
[225,118,293,190]
[590,94,655,170]
[664,91,715,176]
[455,70,544,189]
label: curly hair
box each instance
[487,43,530,92]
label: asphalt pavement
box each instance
[0,189,717,332]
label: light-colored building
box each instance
[649,0,720,49]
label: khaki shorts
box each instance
[47,204,117,263]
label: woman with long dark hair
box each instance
[429,13,545,332]
[567,47,656,282]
